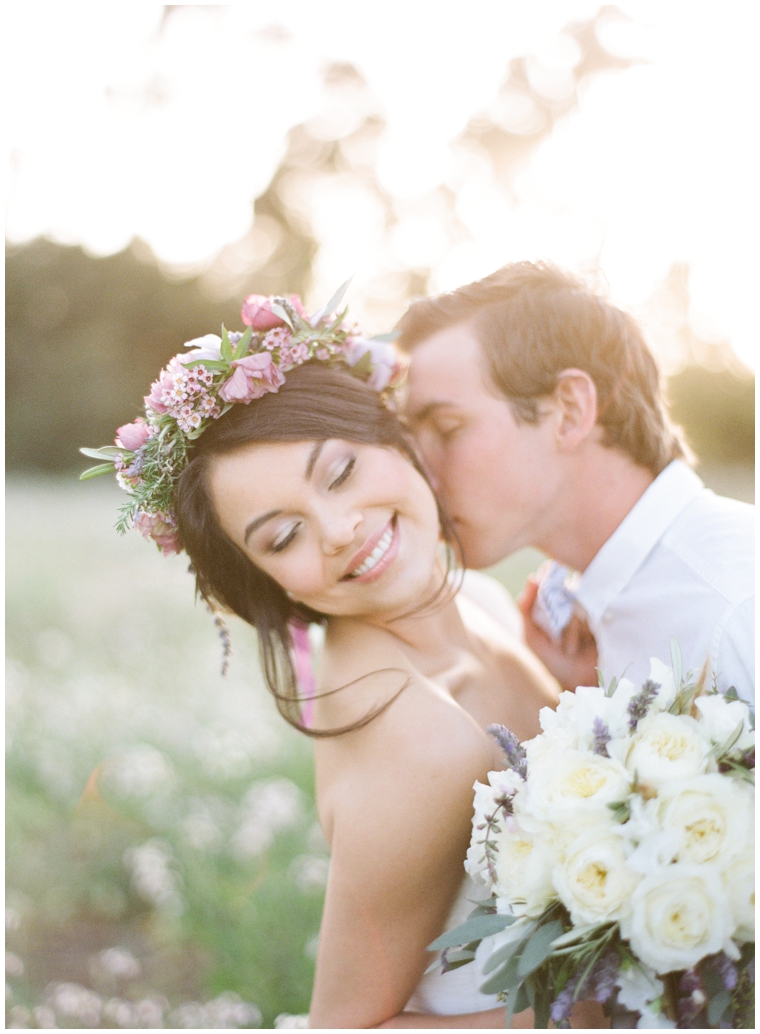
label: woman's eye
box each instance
[270,523,300,554]
[329,456,355,490]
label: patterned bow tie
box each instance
[532,562,579,641]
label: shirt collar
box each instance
[574,460,705,626]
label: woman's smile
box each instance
[208,438,441,618]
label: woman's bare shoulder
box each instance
[314,617,493,786]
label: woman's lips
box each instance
[341,516,400,584]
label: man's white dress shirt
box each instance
[574,460,754,705]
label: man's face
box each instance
[404,322,562,568]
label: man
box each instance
[399,262,754,704]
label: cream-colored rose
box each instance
[723,845,755,942]
[624,863,733,973]
[553,829,641,926]
[611,712,712,790]
[656,774,753,868]
[522,750,630,825]
[493,820,556,917]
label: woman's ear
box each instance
[551,368,598,452]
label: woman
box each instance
[82,292,586,1028]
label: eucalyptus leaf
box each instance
[480,953,523,995]
[550,923,605,949]
[184,358,230,371]
[220,326,233,362]
[707,988,731,1026]
[233,326,253,359]
[533,987,551,1029]
[428,912,513,952]
[505,983,530,1028]
[670,637,683,689]
[80,463,116,480]
[466,897,498,920]
[79,446,126,461]
[310,277,353,327]
[517,920,564,978]
[269,303,294,330]
[482,923,536,975]
[368,330,400,343]
[713,719,745,758]
[443,949,476,965]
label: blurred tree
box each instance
[5,6,753,473]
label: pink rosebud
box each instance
[144,357,182,414]
[241,295,287,331]
[134,512,181,556]
[115,418,151,452]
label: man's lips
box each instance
[340,516,398,582]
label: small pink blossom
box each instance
[144,356,184,414]
[262,327,293,351]
[115,418,151,452]
[134,512,181,556]
[315,346,330,361]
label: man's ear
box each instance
[551,368,598,451]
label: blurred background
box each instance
[6,2,755,1028]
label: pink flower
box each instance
[218,352,286,403]
[241,295,288,331]
[115,418,151,452]
[134,512,181,556]
[344,337,401,392]
[144,357,182,414]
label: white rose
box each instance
[522,750,630,825]
[611,712,712,789]
[553,829,641,925]
[465,770,524,885]
[624,864,733,973]
[492,820,556,917]
[723,845,755,942]
[523,723,576,767]
[695,694,754,752]
[656,774,753,868]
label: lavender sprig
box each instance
[591,716,611,757]
[487,724,527,779]
[550,949,620,1025]
[627,680,659,732]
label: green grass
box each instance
[6,475,325,1028]
[6,464,751,1027]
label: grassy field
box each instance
[6,466,753,1028]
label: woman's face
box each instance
[208,439,443,620]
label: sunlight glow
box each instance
[5,1,758,368]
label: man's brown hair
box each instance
[397,261,690,475]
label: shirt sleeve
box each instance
[714,595,754,706]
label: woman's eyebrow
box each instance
[243,442,326,545]
[244,509,282,545]
[305,440,326,480]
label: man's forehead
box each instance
[403,323,493,416]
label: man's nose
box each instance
[320,507,363,555]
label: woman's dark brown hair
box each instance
[174,363,456,736]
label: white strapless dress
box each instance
[405,876,500,1016]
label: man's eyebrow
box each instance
[244,509,282,545]
[407,400,458,423]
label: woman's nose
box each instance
[320,507,362,555]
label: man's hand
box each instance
[518,576,599,692]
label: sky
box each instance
[5,1,759,370]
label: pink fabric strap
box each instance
[289,621,316,729]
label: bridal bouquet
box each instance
[430,644,754,1028]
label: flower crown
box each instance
[81,281,404,556]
